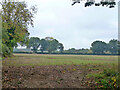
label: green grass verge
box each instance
[2,54,118,66]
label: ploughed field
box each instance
[2,54,119,88]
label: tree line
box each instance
[24,37,119,55]
[65,39,119,55]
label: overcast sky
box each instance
[22,0,118,50]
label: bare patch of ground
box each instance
[2,65,91,88]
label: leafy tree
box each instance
[108,39,118,54]
[72,0,116,8]
[44,37,59,53]
[40,37,64,54]
[58,43,64,53]
[2,28,11,56]
[27,37,40,53]
[1,0,37,57]
[91,40,108,54]
[47,39,59,54]
[68,48,76,53]
[40,39,48,53]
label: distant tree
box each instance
[87,49,93,54]
[58,43,64,53]
[40,37,63,54]
[47,39,59,54]
[78,48,89,54]
[68,48,76,53]
[108,39,118,54]
[40,39,48,53]
[72,0,116,8]
[39,37,64,54]
[27,37,40,53]
[91,40,108,54]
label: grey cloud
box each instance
[26,0,117,49]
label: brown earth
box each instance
[2,65,93,88]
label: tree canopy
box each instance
[1,0,37,57]
[58,43,64,53]
[40,37,64,54]
[72,0,116,8]
[108,39,118,54]
[27,37,40,53]
[27,37,64,54]
[91,41,108,54]
[91,39,119,54]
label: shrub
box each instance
[86,69,119,88]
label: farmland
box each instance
[3,54,118,66]
[2,54,119,88]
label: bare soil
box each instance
[2,65,91,88]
